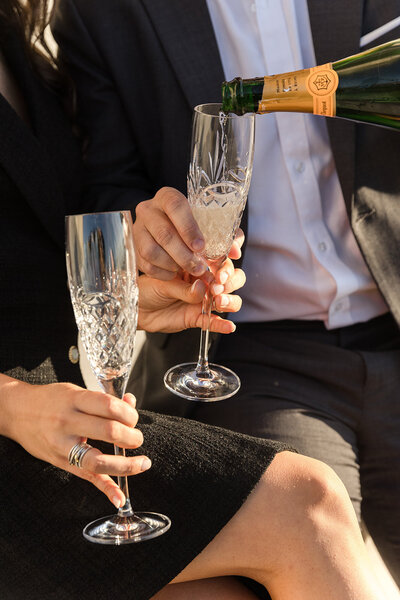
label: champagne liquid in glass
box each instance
[191,182,246,260]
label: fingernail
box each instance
[112,495,122,509]
[219,271,228,284]
[125,393,136,408]
[191,279,205,295]
[191,261,207,275]
[192,238,204,251]
[220,294,229,307]
[141,458,152,472]
[202,269,213,285]
[212,283,224,295]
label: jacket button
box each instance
[68,345,79,364]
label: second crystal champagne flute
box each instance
[164,104,255,401]
[66,210,171,544]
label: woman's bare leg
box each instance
[152,576,260,599]
[171,451,384,600]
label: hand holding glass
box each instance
[164,104,255,401]
[66,210,170,544]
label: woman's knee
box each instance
[171,451,360,587]
[260,451,358,536]
[208,451,355,580]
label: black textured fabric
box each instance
[0,412,286,600]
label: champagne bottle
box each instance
[222,39,400,130]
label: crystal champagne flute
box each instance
[164,104,255,401]
[66,210,171,544]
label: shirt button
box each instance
[318,241,327,252]
[295,161,305,173]
[68,345,79,364]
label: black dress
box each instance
[0,28,289,600]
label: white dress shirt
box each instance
[206,0,388,328]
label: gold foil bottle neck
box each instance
[259,63,339,117]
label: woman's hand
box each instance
[137,250,246,334]
[0,375,149,508]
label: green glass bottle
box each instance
[222,39,400,130]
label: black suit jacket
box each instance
[0,27,84,385]
[52,0,400,414]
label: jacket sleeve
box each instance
[51,0,155,215]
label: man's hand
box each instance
[133,187,208,280]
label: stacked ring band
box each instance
[68,441,93,469]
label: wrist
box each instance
[0,374,28,440]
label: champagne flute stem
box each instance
[101,377,134,516]
[114,445,133,516]
[195,288,212,378]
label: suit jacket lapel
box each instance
[140,0,224,109]
[140,0,250,239]
[308,0,363,209]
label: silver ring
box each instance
[68,441,93,469]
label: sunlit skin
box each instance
[137,230,245,334]
[133,186,244,281]
[152,453,385,600]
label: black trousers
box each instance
[189,312,400,586]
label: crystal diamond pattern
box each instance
[71,286,138,380]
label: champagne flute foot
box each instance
[82,512,171,545]
[164,362,240,401]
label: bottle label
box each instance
[306,64,339,117]
[259,63,339,117]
